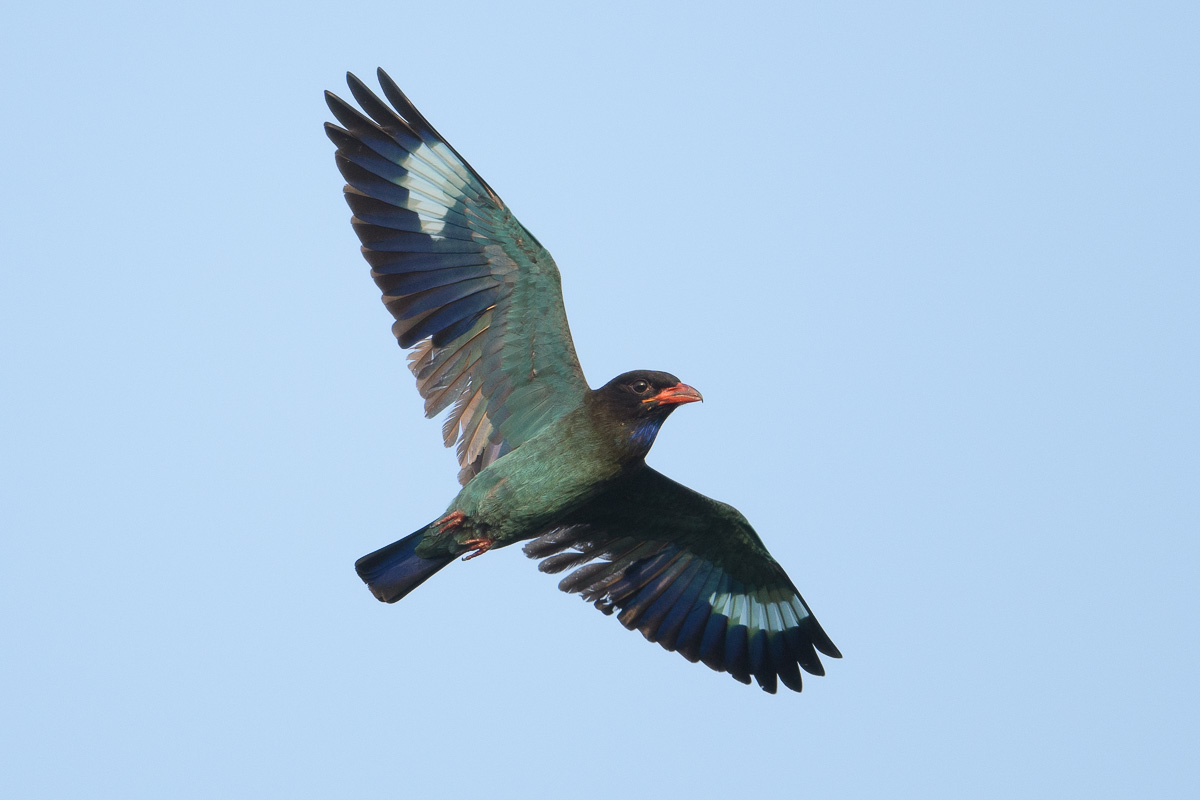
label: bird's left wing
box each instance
[325,70,588,484]
[524,464,841,694]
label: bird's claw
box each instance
[435,511,466,533]
[461,535,495,561]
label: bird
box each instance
[324,69,841,693]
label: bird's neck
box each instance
[627,416,666,453]
[581,390,672,462]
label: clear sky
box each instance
[2,2,1197,798]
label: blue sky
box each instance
[2,2,1197,797]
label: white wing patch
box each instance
[418,215,447,237]
[400,141,470,231]
[708,589,811,637]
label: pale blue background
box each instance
[3,2,1197,797]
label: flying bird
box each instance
[325,69,840,693]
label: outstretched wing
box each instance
[325,69,589,484]
[524,465,841,694]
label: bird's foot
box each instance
[461,535,495,562]
[434,510,466,533]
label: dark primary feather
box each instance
[325,69,589,484]
[524,464,841,694]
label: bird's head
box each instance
[592,370,703,454]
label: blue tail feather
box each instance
[355,526,454,603]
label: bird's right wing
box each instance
[524,464,841,694]
[325,70,589,484]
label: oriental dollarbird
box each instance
[325,69,841,693]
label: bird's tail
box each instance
[354,525,455,603]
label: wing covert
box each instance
[524,465,841,694]
[325,69,588,484]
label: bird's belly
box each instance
[450,436,621,543]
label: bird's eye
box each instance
[630,379,651,394]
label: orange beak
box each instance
[643,382,703,407]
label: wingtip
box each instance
[324,89,349,117]
[813,627,843,660]
[345,71,375,104]
[375,68,405,104]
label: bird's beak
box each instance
[643,382,704,407]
